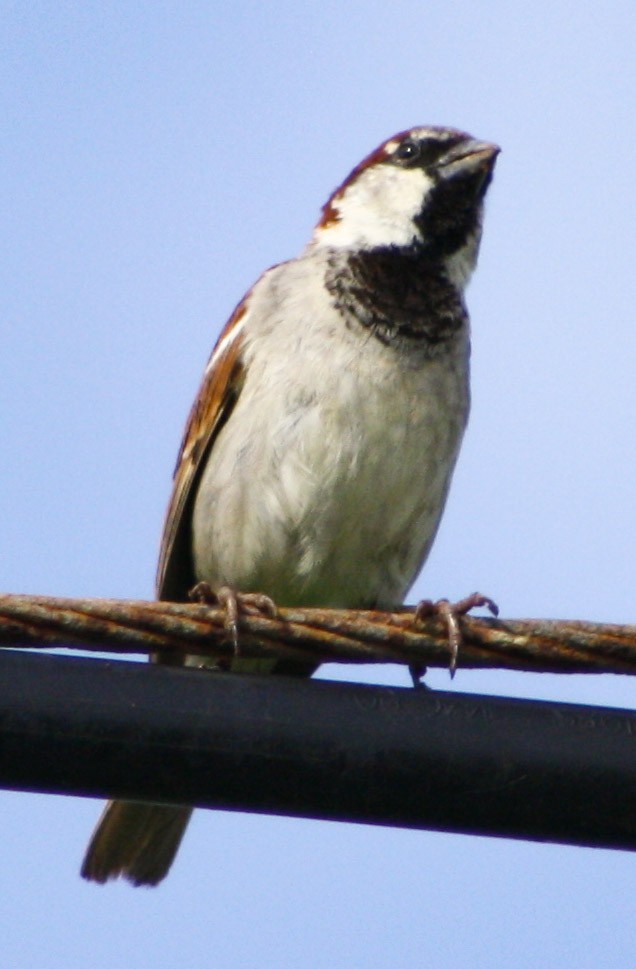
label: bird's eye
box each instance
[395,140,421,162]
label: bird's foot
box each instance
[407,663,430,689]
[189,582,278,653]
[413,592,499,679]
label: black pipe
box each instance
[1,648,635,850]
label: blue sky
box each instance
[2,2,636,967]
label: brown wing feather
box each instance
[156,300,248,601]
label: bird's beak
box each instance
[438,140,500,181]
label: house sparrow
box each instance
[81,125,499,886]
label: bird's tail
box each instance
[80,800,193,887]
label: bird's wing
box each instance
[156,297,249,601]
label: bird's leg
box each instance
[408,662,430,689]
[189,582,278,653]
[413,592,498,679]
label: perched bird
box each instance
[81,125,499,886]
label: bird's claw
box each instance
[189,583,278,653]
[413,592,499,679]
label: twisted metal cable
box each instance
[1,593,635,674]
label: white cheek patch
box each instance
[314,165,433,250]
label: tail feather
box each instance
[81,800,193,887]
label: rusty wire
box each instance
[1,593,636,675]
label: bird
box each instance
[80,125,499,886]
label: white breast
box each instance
[192,254,469,609]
